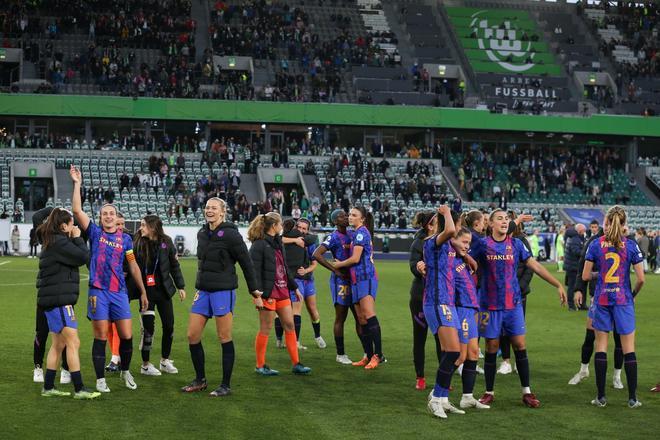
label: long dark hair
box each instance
[412,211,435,236]
[134,215,168,267]
[353,206,374,236]
[37,208,73,249]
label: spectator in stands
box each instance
[103,186,115,204]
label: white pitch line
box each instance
[0,261,10,266]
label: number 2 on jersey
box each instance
[604,252,620,283]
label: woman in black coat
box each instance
[129,215,186,377]
[36,208,100,399]
[248,211,311,376]
[182,198,261,397]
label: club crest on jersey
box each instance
[356,233,364,241]
[217,231,225,238]
[506,245,512,250]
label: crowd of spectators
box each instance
[455,144,627,205]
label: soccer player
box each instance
[333,206,383,369]
[131,215,186,377]
[422,205,464,419]
[407,211,441,390]
[70,165,148,393]
[471,209,567,408]
[37,208,100,399]
[462,210,485,244]
[580,206,644,408]
[568,221,626,389]
[181,198,261,396]
[451,227,489,410]
[106,214,128,373]
[313,209,366,364]
[248,212,311,376]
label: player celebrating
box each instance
[407,211,441,390]
[181,198,261,396]
[248,212,311,376]
[333,206,383,369]
[37,208,100,399]
[471,209,567,408]
[313,209,366,364]
[580,206,645,408]
[422,205,463,419]
[131,215,186,377]
[71,165,148,392]
[451,227,490,410]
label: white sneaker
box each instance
[478,349,484,359]
[460,395,490,409]
[33,367,44,383]
[315,336,327,349]
[497,361,513,375]
[297,341,307,350]
[159,359,179,374]
[654,268,660,274]
[613,375,624,389]
[476,365,485,374]
[96,378,111,393]
[276,339,284,349]
[336,354,352,365]
[457,364,463,376]
[568,370,589,385]
[442,400,466,415]
[60,369,71,384]
[140,363,162,376]
[428,397,447,419]
[120,370,138,390]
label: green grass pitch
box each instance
[1,256,659,439]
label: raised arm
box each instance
[70,165,90,231]
[435,205,455,246]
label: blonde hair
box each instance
[605,205,626,249]
[247,212,282,242]
[205,197,227,222]
[462,209,484,229]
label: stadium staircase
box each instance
[192,0,212,63]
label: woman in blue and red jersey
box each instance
[333,206,383,369]
[580,206,645,408]
[470,209,566,408]
[70,165,148,393]
[313,209,366,365]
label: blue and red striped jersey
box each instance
[87,223,133,293]
[423,238,456,307]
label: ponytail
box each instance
[247,212,282,242]
[37,208,73,249]
[463,209,484,230]
[354,206,374,236]
[605,205,626,249]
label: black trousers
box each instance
[565,270,578,309]
[410,294,441,378]
[139,296,175,362]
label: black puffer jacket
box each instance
[127,235,185,300]
[37,234,89,308]
[574,229,603,297]
[283,229,317,281]
[249,234,298,299]
[563,228,585,272]
[409,229,426,301]
[196,222,258,293]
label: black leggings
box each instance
[34,305,68,369]
[500,296,527,360]
[139,298,175,362]
[410,295,441,378]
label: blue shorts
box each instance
[456,306,479,344]
[291,278,316,303]
[591,304,635,335]
[478,303,526,339]
[351,278,378,303]
[87,288,132,321]
[423,303,460,336]
[191,290,236,318]
[45,305,78,333]
[330,278,352,307]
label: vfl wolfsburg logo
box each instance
[470,11,535,72]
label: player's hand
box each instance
[140,293,149,312]
[70,226,81,238]
[466,257,478,273]
[178,289,186,301]
[251,289,263,298]
[557,285,567,307]
[437,205,450,216]
[574,290,583,308]
[253,296,264,310]
[516,213,534,224]
[416,260,426,276]
[296,266,307,276]
[294,237,305,248]
[295,289,303,302]
[69,165,82,183]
